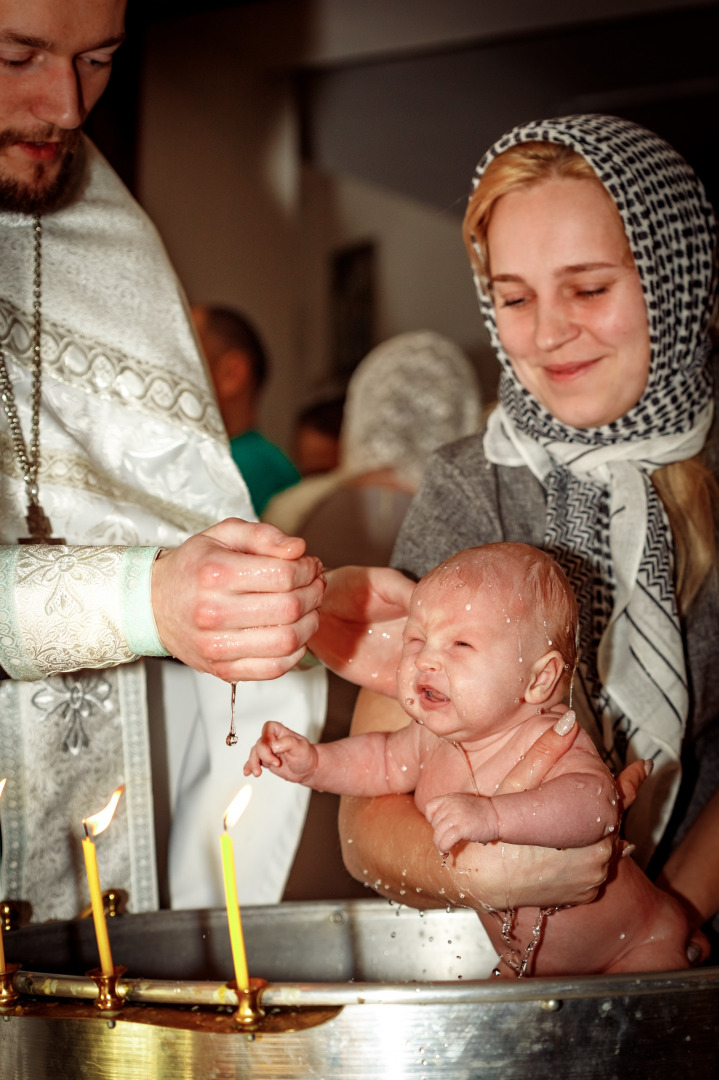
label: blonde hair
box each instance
[463,141,719,613]
[462,141,623,286]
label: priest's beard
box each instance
[0,127,83,215]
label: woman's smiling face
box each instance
[487,176,651,429]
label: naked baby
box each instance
[245,543,689,977]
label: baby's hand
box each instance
[243,721,318,783]
[425,792,499,854]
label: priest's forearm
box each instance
[0,545,165,679]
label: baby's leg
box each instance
[602,874,691,974]
[478,861,692,977]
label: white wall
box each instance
[298,168,496,401]
[137,5,495,449]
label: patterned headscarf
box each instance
[341,330,482,488]
[471,115,717,861]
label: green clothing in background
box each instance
[230,429,300,515]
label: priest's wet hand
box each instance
[151,517,325,681]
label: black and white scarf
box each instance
[473,115,717,862]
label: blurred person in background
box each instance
[192,304,300,514]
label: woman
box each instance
[339,115,719,949]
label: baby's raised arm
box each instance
[244,722,420,796]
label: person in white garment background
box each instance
[0,0,415,919]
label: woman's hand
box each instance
[152,518,325,681]
[309,566,414,695]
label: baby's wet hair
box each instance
[425,542,579,679]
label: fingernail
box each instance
[621,842,636,859]
[644,759,654,776]
[687,943,702,966]
[553,709,576,736]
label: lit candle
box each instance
[82,786,125,978]
[221,785,253,994]
[0,779,6,973]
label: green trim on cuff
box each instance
[120,547,170,658]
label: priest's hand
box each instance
[309,565,414,695]
[151,518,325,681]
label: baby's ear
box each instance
[525,650,565,704]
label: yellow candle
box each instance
[0,779,6,973]
[221,831,249,992]
[81,786,124,978]
[221,785,253,994]
[82,834,114,977]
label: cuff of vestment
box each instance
[0,544,167,680]
[120,547,170,658]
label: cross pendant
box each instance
[18,504,66,545]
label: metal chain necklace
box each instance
[0,214,64,544]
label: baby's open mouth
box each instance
[420,686,449,705]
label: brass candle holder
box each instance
[87,965,127,1013]
[230,976,267,1029]
[0,962,20,1010]
[0,899,21,932]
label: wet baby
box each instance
[245,542,690,977]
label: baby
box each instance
[245,543,689,977]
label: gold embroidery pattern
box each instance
[0,297,224,440]
[4,546,137,678]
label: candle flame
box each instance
[223,784,252,830]
[83,785,125,838]
[0,778,6,800]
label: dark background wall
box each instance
[92,2,719,210]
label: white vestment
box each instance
[0,138,325,920]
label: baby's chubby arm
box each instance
[426,719,619,854]
[244,721,420,796]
